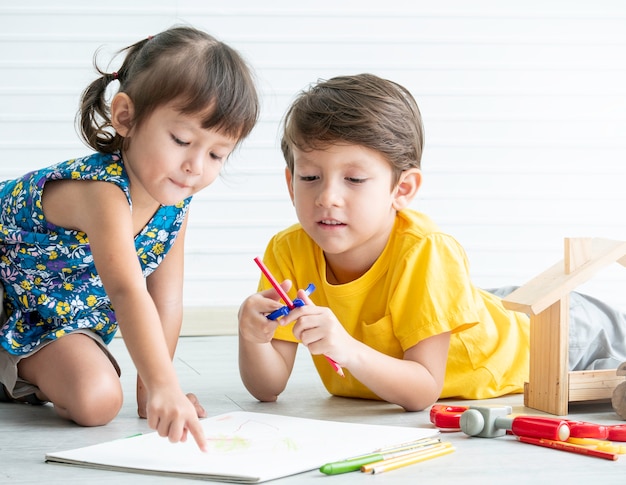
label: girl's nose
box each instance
[182,151,203,175]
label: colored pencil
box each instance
[319,437,442,474]
[254,257,295,309]
[518,436,619,461]
[363,442,455,474]
[253,257,344,377]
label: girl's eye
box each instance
[171,134,190,146]
[347,177,366,184]
[210,152,225,163]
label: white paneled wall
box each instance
[1,1,625,332]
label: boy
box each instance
[237,73,530,411]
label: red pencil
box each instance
[254,257,295,309]
[517,436,618,461]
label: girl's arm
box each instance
[42,179,206,449]
[238,286,299,401]
[137,214,206,419]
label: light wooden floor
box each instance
[2,335,626,484]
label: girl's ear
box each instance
[392,168,422,210]
[284,167,296,204]
[110,93,135,137]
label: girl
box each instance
[0,26,258,450]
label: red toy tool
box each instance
[459,406,571,441]
[429,404,626,441]
[607,424,626,441]
[429,405,468,431]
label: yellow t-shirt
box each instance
[265,209,530,400]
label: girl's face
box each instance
[286,143,405,281]
[122,101,238,208]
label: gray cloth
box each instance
[486,286,626,371]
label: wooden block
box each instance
[564,237,592,274]
[568,369,623,402]
[524,298,570,416]
[503,238,626,315]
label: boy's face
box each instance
[286,143,414,275]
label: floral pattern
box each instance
[0,152,190,355]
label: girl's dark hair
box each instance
[79,26,259,153]
[281,73,424,186]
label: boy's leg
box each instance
[17,333,123,426]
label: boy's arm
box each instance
[238,289,298,401]
[339,332,450,411]
[289,291,450,411]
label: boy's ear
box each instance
[110,93,135,137]
[284,167,296,203]
[392,168,422,210]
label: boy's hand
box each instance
[238,281,293,344]
[146,386,208,452]
[289,290,353,365]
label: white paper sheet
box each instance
[46,411,439,483]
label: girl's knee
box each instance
[62,379,123,427]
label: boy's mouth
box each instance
[319,219,345,226]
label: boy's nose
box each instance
[315,182,341,207]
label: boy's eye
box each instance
[298,175,319,182]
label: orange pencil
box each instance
[517,436,619,461]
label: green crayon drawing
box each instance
[206,419,300,453]
[209,434,250,452]
[278,437,298,452]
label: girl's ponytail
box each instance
[78,67,120,153]
[77,37,150,154]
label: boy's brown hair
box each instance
[281,73,424,186]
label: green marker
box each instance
[320,453,386,475]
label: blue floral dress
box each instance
[0,152,190,355]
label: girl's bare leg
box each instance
[18,333,123,426]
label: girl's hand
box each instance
[289,290,354,366]
[136,375,148,418]
[186,392,207,419]
[146,386,208,452]
[238,281,293,344]
[137,380,205,420]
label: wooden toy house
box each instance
[502,237,626,416]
